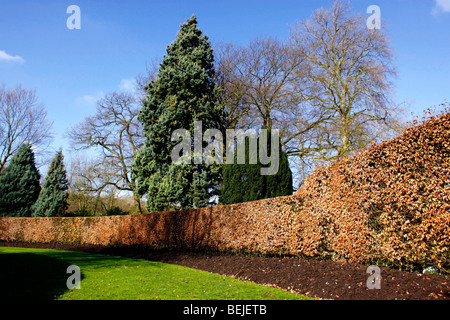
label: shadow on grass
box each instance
[0,252,83,300]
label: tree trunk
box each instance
[133,192,143,214]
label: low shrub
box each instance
[72,209,93,217]
[105,206,129,216]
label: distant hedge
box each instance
[1,112,449,272]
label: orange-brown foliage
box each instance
[294,110,450,271]
[1,111,449,272]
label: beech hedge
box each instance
[0,112,449,272]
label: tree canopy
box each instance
[220,130,293,205]
[33,150,69,217]
[132,15,224,213]
[0,143,41,217]
[0,84,52,173]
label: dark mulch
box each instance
[1,241,449,300]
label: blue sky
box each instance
[1,0,450,158]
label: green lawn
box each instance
[0,246,312,300]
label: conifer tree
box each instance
[132,16,224,213]
[0,143,41,217]
[220,131,293,205]
[220,135,263,205]
[32,150,69,217]
[264,131,293,199]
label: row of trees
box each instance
[67,16,296,214]
[68,1,404,214]
[0,83,137,217]
[217,1,404,184]
[0,1,405,216]
[0,143,68,217]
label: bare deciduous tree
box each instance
[215,42,253,130]
[215,37,302,132]
[67,155,124,215]
[68,91,144,214]
[289,0,403,161]
[214,1,405,188]
[0,84,53,172]
[135,58,160,99]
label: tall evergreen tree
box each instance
[132,16,224,213]
[0,143,41,217]
[264,130,293,199]
[220,130,293,205]
[220,135,263,205]
[32,150,69,217]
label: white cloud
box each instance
[75,76,137,109]
[433,0,450,15]
[76,95,97,106]
[75,92,104,107]
[0,50,25,63]
[118,78,136,93]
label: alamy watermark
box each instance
[171,121,280,176]
[66,265,81,289]
[64,4,381,32]
[366,265,381,289]
[66,5,81,30]
[367,5,381,30]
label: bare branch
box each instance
[0,84,53,172]
[67,91,144,213]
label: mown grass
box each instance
[0,246,313,300]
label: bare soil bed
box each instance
[1,241,449,300]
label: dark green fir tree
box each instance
[264,130,293,199]
[0,143,41,217]
[220,135,264,205]
[220,130,293,205]
[32,150,69,217]
[132,15,224,213]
